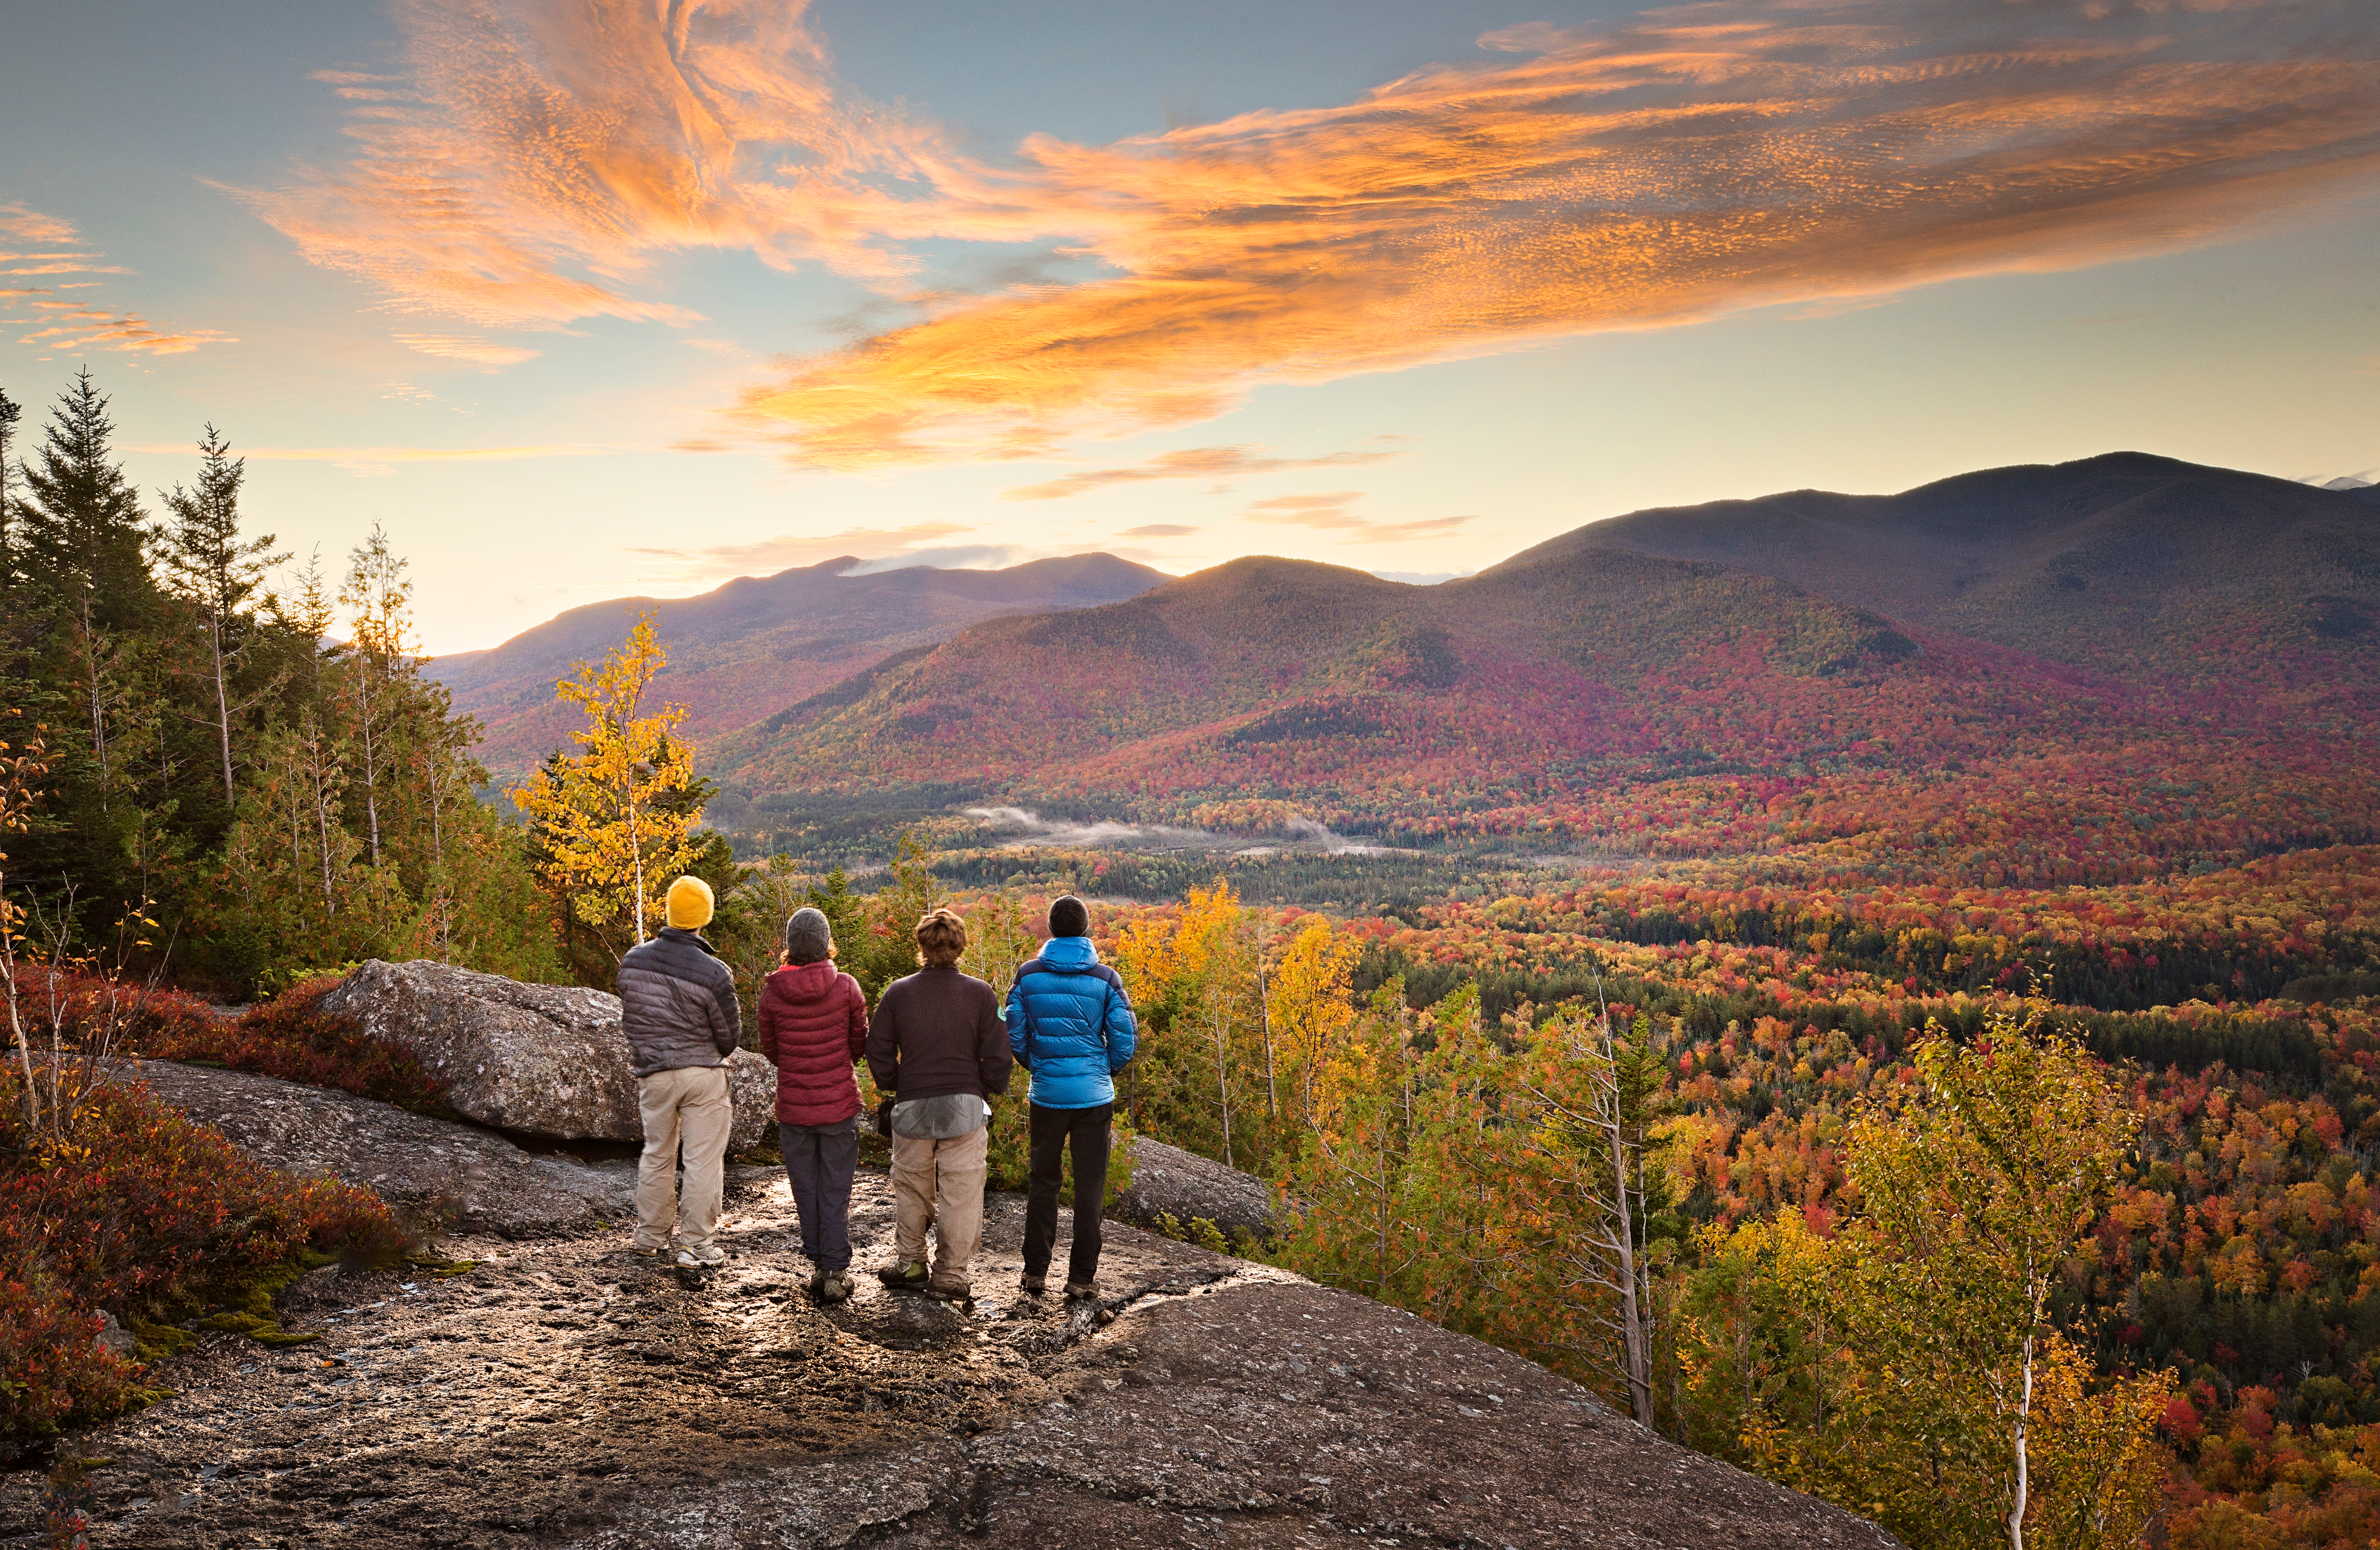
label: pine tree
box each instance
[158,426,286,807]
[16,370,157,638]
[9,370,168,915]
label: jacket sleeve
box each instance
[1004,974,1028,1061]
[865,988,899,1094]
[842,976,868,1064]
[1102,972,1138,1072]
[977,983,1014,1096]
[756,983,780,1068]
[709,961,742,1057]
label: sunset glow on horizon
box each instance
[3,0,2376,653]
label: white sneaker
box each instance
[675,1243,726,1268]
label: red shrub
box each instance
[0,1064,403,1444]
[0,1270,130,1443]
[23,970,449,1114]
[205,978,450,1113]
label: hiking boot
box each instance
[805,1268,827,1298]
[1019,1271,1046,1296]
[1063,1278,1098,1301]
[817,1272,855,1305]
[925,1281,975,1306]
[624,1244,671,1264]
[675,1243,726,1269]
[877,1259,930,1291]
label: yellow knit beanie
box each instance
[664,875,715,930]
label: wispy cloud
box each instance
[246,0,2380,465]
[842,544,1025,574]
[394,332,542,367]
[1001,442,1405,500]
[0,203,233,355]
[225,3,942,329]
[626,520,979,581]
[737,0,2380,465]
[0,204,81,244]
[1121,523,1198,538]
[1243,490,1472,543]
[15,301,235,356]
[0,263,131,277]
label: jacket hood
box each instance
[766,960,841,1000]
[1037,936,1099,969]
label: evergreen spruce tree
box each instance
[159,425,287,809]
[10,370,170,917]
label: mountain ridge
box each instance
[431,552,1168,779]
[695,453,2379,876]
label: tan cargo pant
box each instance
[890,1125,989,1293]
[634,1065,733,1252]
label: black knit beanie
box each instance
[1048,894,1089,938]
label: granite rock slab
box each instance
[321,959,776,1148]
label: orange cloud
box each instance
[626,521,980,581]
[13,301,234,356]
[0,263,130,277]
[0,203,232,355]
[394,333,543,367]
[228,0,957,328]
[737,0,2380,465]
[1241,491,1473,544]
[246,0,2380,463]
[0,204,80,244]
[1001,442,1405,500]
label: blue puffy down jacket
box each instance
[1005,936,1138,1109]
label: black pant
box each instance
[780,1119,859,1272]
[1023,1101,1112,1285]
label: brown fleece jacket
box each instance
[865,966,1011,1103]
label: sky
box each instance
[1,0,2377,656]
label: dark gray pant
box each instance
[1024,1101,1112,1285]
[780,1118,859,1272]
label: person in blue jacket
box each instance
[1005,894,1138,1299]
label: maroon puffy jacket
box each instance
[757,961,869,1126]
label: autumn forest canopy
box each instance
[6,364,2380,1547]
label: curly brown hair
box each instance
[914,907,968,968]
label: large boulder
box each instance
[319,960,776,1150]
[1112,1135,1280,1241]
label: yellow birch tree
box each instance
[513,614,704,952]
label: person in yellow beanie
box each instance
[619,874,741,1268]
[664,875,714,930]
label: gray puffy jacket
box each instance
[618,928,741,1077]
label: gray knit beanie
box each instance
[785,907,833,965]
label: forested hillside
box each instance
[0,372,561,994]
[431,553,1163,784]
[1521,452,2380,692]
[709,460,2379,887]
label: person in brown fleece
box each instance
[865,908,1011,1303]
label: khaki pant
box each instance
[635,1065,733,1252]
[890,1125,988,1293]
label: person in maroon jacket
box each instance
[757,906,870,1303]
